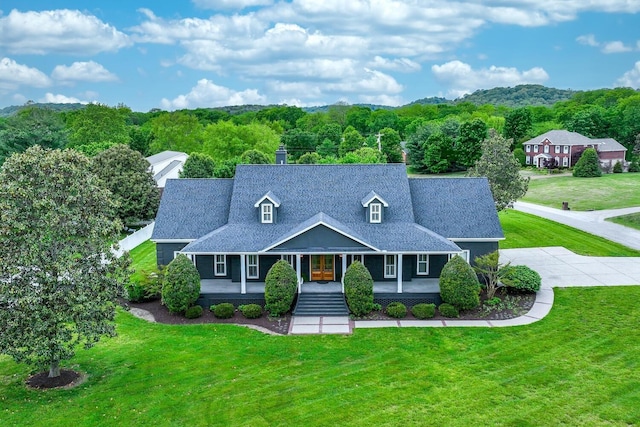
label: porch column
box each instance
[396,254,403,293]
[296,254,302,284]
[341,253,347,293]
[240,254,246,294]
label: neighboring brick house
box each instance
[522,130,627,169]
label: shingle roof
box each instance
[591,138,627,152]
[523,130,593,146]
[145,150,187,165]
[409,177,504,239]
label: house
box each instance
[522,130,627,169]
[145,151,188,190]
[151,163,503,309]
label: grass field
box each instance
[499,210,640,256]
[521,173,640,211]
[1,286,639,426]
[127,240,157,282]
[607,212,640,231]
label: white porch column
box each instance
[296,254,302,293]
[240,255,246,294]
[341,253,347,293]
[396,254,403,293]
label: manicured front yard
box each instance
[521,173,640,210]
[127,239,157,282]
[499,210,640,256]
[1,286,639,426]
[607,212,640,231]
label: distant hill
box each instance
[405,96,450,106]
[455,84,577,107]
[0,102,86,118]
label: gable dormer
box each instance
[254,191,281,224]
[361,191,389,224]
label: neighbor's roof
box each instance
[146,150,187,165]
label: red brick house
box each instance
[523,130,627,170]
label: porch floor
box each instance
[200,278,439,294]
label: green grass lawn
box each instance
[1,286,639,426]
[499,210,640,256]
[607,212,640,231]
[127,239,157,282]
[521,173,640,210]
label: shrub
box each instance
[438,303,459,318]
[613,161,623,173]
[513,147,526,166]
[213,302,235,319]
[439,255,481,310]
[239,304,263,319]
[573,148,602,177]
[343,261,374,316]
[386,302,407,318]
[264,260,298,316]
[124,281,145,302]
[485,297,501,306]
[411,303,436,319]
[629,161,640,173]
[185,305,203,319]
[501,265,541,293]
[162,254,201,314]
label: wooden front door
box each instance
[311,255,334,281]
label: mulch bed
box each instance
[26,369,83,389]
[126,288,535,335]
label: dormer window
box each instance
[261,203,273,223]
[370,203,381,223]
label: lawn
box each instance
[521,173,640,210]
[607,212,640,231]
[127,239,157,282]
[499,209,640,256]
[1,286,639,426]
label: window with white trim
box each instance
[350,254,363,264]
[384,254,396,278]
[215,254,226,276]
[554,145,560,153]
[370,203,381,223]
[281,254,294,267]
[563,156,569,167]
[261,203,273,223]
[526,155,531,165]
[525,144,531,152]
[247,255,259,279]
[417,254,429,275]
[544,145,549,153]
[555,156,560,166]
[448,250,470,263]
[563,145,569,154]
[534,145,539,153]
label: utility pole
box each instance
[375,132,384,152]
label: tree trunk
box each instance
[49,360,60,378]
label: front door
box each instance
[311,255,334,281]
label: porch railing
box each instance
[297,277,304,294]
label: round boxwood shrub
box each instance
[501,265,541,293]
[343,261,374,317]
[439,255,481,310]
[239,304,263,319]
[213,302,235,319]
[264,260,298,316]
[386,302,407,318]
[162,254,201,314]
[438,303,459,318]
[185,305,203,319]
[411,303,436,319]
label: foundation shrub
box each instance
[411,303,436,319]
[501,265,541,293]
[264,260,298,316]
[213,303,235,319]
[239,304,263,319]
[386,302,407,318]
[343,261,374,317]
[438,303,459,318]
[162,254,201,314]
[439,255,481,310]
[185,305,203,319]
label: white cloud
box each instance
[39,93,89,104]
[616,61,640,88]
[160,78,267,109]
[367,56,421,73]
[577,34,599,47]
[52,61,118,83]
[0,9,131,55]
[602,41,632,54]
[431,60,549,98]
[192,0,274,10]
[0,57,51,90]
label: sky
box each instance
[1,1,639,112]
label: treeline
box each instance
[1,86,639,172]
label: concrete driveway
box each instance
[500,247,640,287]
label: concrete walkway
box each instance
[513,201,640,250]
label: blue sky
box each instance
[1,1,639,112]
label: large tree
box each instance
[379,127,403,163]
[0,146,128,378]
[467,130,529,211]
[180,152,216,178]
[456,118,488,169]
[66,103,131,150]
[503,107,532,149]
[90,144,160,226]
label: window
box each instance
[563,145,569,154]
[261,203,273,223]
[384,254,396,278]
[554,145,560,153]
[417,254,429,275]
[448,250,470,263]
[563,156,569,167]
[555,156,560,166]
[350,254,363,264]
[543,145,549,153]
[281,254,294,267]
[526,156,531,165]
[534,145,539,153]
[525,144,531,152]
[247,255,259,279]
[370,203,381,223]
[215,254,226,276]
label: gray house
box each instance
[151,163,503,310]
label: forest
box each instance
[1,85,639,175]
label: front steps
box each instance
[293,292,349,316]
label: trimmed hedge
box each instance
[439,255,481,310]
[411,303,436,319]
[501,265,541,293]
[264,260,298,316]
[162,254,201,314]
[343,261,374,317]
[439,303,459,318]
[213,303,235,319]
[239,304,263,319]
[386,302,407,318]
[185,305,203,319]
